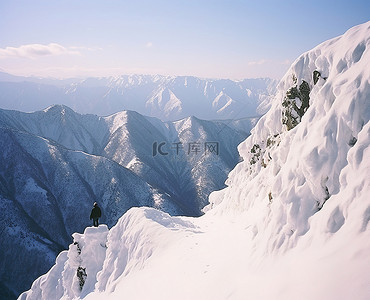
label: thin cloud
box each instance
[0,43,80,59]
[145,42,153,48]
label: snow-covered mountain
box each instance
[0,105,255,215]
[19,21,370,300]
[0,73,276,120]
[0,106,254,298]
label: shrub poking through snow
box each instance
[76,267,87,291]
[282,77,311,130]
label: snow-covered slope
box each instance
[20,22,370,300]
[103,111,256,214]
[0,74,276,120]
[0,106,253,298]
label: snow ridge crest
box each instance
[208,21,370,251]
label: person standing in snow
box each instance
[90,202,102,227]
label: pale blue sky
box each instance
[0,0,369,79]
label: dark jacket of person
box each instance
[90,204,102,220]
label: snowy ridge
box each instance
[1,106,254,298]
[207,20,370,250]
[20,22,370,299]
[19,208,198,300]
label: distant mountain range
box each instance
[0,72,276,120]
[0,105,256,298]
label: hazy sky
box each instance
[0,0,369,79]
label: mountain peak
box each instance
[43,104,73,114]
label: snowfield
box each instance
[19,21,370,300]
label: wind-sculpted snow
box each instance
[206,21,370,253]
[19,208,199,300]
[17,22,370,300]
[18,225,110,300]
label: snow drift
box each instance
[20,22,370,299]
